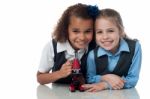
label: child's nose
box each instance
[102,33,109,39]
[79,33,86,40]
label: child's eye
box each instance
[85,30,92,34]
[72,30,79,33]
[96,31,102,34]
[108,29,114,32]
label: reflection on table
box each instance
[37,83,140,99]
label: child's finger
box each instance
[65,60,72,66]
[82,84,93,89]
[87,87,96,92]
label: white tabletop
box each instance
[37,83,140,99]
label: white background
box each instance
[0,0,149,99]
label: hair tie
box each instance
[87,5,100,18]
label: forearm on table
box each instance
[37,71,63,85]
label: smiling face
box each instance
[95,17,121,53]
[68,16,93,50]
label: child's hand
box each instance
[102,74,125,90]
[59,60,72,78]
[82,82,106,92]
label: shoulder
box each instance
[123,38,137,44]
[135,40,142,52]
[42,39,55,57]
[135,39,141,46]
[126,38,141,50]
[123,38,141,50]
[43,40,53,51]
[124,38,142,54]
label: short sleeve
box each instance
[38,41,54,73]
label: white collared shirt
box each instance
[38,39,88,73]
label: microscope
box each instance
[69,52,85,92]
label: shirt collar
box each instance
[117,38,130,54]
[97,38,130,57]
[57,40,88,55]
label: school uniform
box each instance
[38,39,95,83]
[86,38,142,88]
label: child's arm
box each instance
[122,41,142,88]
[82,82,108,92]
[37,60,72,84]
[101,74,125,90]
[37,41,72,84]
[86,51,101,83]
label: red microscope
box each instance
[69,52,85,92]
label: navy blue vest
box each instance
[94,38,137,77]
[52,39,96,83]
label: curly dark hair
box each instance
[52,3,99,42]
